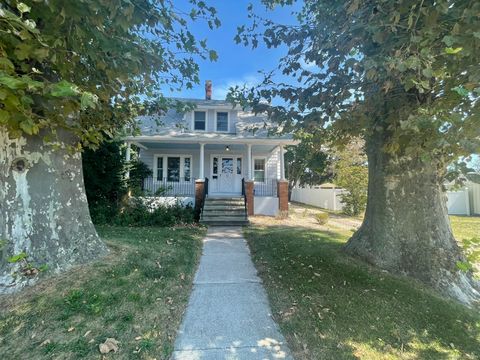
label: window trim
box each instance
[192,110,207,132]
[253,156,267,183]
[214,110,229,132]
[153,154,193,182]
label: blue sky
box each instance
[164,1,301,100]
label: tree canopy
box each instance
[0,0,219,148]
[232,0,479,168]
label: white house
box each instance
[124,81,297,223]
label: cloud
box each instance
[214,73,263,100]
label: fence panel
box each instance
[291,187,346,211]
[447,189,470,215]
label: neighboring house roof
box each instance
[128,97,296,144]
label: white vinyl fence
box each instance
[446,189,470,215]
[291,187,347,211]
[292,184,480,216]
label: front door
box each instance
[211,155,243,194]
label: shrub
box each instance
[115,198,195,227]
[315,212,329,225]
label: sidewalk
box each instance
[172,226,293,360]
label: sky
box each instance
[163,0,302,100]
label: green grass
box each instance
[0,225,206,360]
[244,224,480,360]
[450,215,480,241]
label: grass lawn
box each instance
[245,214,480,360]
[0,225,206,359]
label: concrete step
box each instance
[200,219,249,226]
[203,209,247,216]
[203,206,244,211]
[204,201,245,207]
[206,197,244,201]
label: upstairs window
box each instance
[216,112,228,132]
[194,111,206,131]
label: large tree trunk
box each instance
[345,133,479,306]
[0,128,108,293]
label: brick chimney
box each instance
[205,80,212,100]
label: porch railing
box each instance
[254,179,278,197]
[142,177,196,196]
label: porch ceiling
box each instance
[137,142,278,152]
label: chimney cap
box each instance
[205,80,212,100]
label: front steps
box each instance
[200,197,249,226]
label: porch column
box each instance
[199,143,205,179]
[247,143,253,180]
[125,141,131,179]
[279,144,285,180]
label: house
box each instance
[124,81,297,224]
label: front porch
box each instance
[126,139,287,197]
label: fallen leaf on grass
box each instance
[135,336,142,341]
[67,327,75,332]
[99,338,119,354]
[84,330,91,337]
[40,339,51,347]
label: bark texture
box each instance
[0,128,108,293]
[345,133,480,306]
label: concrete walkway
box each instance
[172,226,293,360]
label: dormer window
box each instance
[194,111,206,131]
[216,111,229,132]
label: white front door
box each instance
[211,155,243,194]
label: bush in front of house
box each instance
[114,198,195,227]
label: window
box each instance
[155,155,192,182]
[156,157,163,179]
[167,157,180,182]
[254,158,266,182]
[213,157,218,175]
[216,112,228,132]
[184,157,191,181]
[236,158,242,175]
[194,111,206,130]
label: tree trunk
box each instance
[345,133,480,306]
[0,128,108,293]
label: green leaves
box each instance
[456,261,473,272]
[1,0,219,146]
[8,252,27,263]
[444,47,463,54]
[452,86,469,97]
[49,80,79,97]
[209,50,218,61]
[233,0,480,166]
[16,3,31,14]
[0,74,25,90]
[80,92,98,110]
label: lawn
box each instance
[0,226,206,359]
[245,213,480,360]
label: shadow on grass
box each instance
[244,225,480,360]
[0,226,205,360]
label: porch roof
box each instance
[124,134,298,146]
